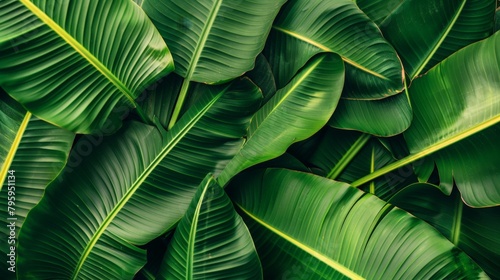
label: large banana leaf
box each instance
[157,175,262,280]
[264,0,403,98]
[0,0,173,133]
[329,91,412,136]
[0,92,74,278]
[352,32,500,206]
[217,53,344,186]
[379,0,495,78]
[18,79,261,279]
[141,0,286,84]
[403,32,500,207]
[228,168,486,279]
[389,183,500,278]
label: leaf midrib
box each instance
[247,55,324,143]
[71,90,226,279]
[185,0,222,82]
[351,114,500,187]
[20,0,136,106]
[272,26,388,80]
[235,203,365,280]
[0,112,31,192]
[167,0,223,129]
[410,0,467,78]
[187,178,213,278]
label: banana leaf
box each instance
[218,53,344,186]
[389,183,500,278]
[141,0,286,84]
[355,0,404,25]
[157,175,262,279]
[18,78,261,279]
[379,0,495,78]
[264,0,403,98]
[301,127,417,200]
[228,168,486,279]
[329,91,412,136]
[0,0,173,133]
[403,32,500,207]
[0,92,74,278]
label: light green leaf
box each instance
[265,0,403,98]
[157,174,262,280]
[389,183,500,278]
[0,0,173,133]
[228,168,487,279]
[218,53,344,186]
[18,79,261,279]
[404,32,500,207]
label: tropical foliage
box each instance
[0,0,499,279]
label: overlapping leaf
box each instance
[0,0,173,133]
[142,0,286,84]
[18,79,261,279]
[228,168,486,279]
[379,0,495,78]
[301,127,417,200]
[389,183,500,278]
[329,92,412,136]
[157,175,262,280]
[404,32,500,207]
[264,0,403,98]
[218,53,344,185]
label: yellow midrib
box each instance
[20,0,136,106]
[186,178,212,278]
[272,26,388,80]
[0,112,31,192]
[236,203,365,280]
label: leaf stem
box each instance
[168,79,191,129]
[327,133,371,180]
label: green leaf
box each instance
[355,0,404,25]
[389,183,500,278]
[265,0,403,98]
[422,0,496,73]
[139,73,184,129]
[18,79,261,279]
[352,32,500,204]
[329,91,412,136]
[142,0,286,84]
[403,32,500,207]
[228,168,486,279]
[379,0,496,79]
[301,127,417,200]
[246,54,277,104]
[157,174,262,280]
[0,0,173,133]
[0,92,74,278]
[218,53,344,186]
